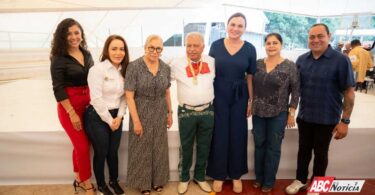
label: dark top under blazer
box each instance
[50,48,94,101]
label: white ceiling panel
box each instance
[1,0,374,16]
[222,0,375,17]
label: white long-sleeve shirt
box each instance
[87,59,127,126]
[169,55,215,106]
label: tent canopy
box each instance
[1,0,374,17]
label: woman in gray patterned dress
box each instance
[252,33,300,192]
[124,34,173,195]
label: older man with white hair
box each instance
[169,32,215,194]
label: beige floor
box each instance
[363,86,375,95]
[0,182,213,195]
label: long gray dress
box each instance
[124,57,170,190]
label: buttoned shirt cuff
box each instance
[117,98,127,117]
[104,115,114,127]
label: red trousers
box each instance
[57,86,91,181]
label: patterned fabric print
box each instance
[252,59,300,118]
[124,57,171,190]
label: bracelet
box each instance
[66,107,74,115]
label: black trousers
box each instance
[84,105,123,187]
[296,118,334,184]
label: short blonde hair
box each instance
[144,34,163,48]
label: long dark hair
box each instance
[100,35,130,78]
[50,18,87,59]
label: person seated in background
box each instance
[335,41,344,52]
[169,32,215,194]
[343,42,351,56]
[363,41,374,65]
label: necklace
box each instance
[187,58,202,85]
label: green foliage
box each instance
[371,16,375,28]
[264,12,374,49]
[264,12,316,49]
[321,18,341,35]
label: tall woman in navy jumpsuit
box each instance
[207,12,257,193]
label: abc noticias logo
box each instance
[308,177,365,193]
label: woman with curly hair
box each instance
[50,18,95,195]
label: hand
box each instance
[133,121,143,137]
[167,113,173,129]
[246,102,253,118]
[332,122,349,140]
[110,117,122,131]
[69,111,82,131]
[286,115,296,128]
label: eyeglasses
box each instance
[147,46,163,53]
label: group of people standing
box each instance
[51,19,129,195]
[50,11,355,195]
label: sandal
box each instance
[73,180,85,193]
[141,190,151,195]
[262,186,273,192]
[252,181,262,189]
[153,185,163,192]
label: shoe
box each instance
[152,185,163,193]
[73,180,85,194]
[109,181,125,195]
[261,186,273,192]
[252,181,261,189]
[141,190,151,195]
[285,180,308,195]
[177,181,189,194]
[233,179,242,193]
[212,180,223,192]
[193,180,212,192]
[98,185,114,195]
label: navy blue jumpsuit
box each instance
[207,38,257,180]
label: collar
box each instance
[103,59,122,71]
[308,44,334,59]
[141,56,161,73]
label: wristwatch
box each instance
[340,118,350,124]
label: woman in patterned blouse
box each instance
[124,35,173,195]
[251,33,300,192]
